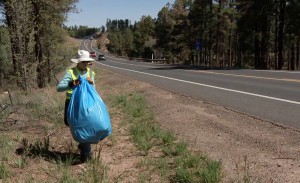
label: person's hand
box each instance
[87,77,94,84]
[69,79,79,87]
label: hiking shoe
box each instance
[80,153,92,163]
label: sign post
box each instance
[195,40,202,65]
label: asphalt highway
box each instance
[80,39,300,129]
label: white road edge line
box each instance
[98,62,300,105]
[253,69,300,74]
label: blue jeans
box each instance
[78,143,91,157]
[65,100,92,161]
[64,99,70,126]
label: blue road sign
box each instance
[195,40,202,51]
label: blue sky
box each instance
[66,0,175,28]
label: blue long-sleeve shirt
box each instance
[57,67,95,93]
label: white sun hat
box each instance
[71,50,95,63]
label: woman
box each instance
[57,49,95,162]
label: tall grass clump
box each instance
[173,155,221,183]
[0,135,14,162]
[0,161,10,180]
[22,90,64,124]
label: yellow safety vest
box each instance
[66,67,93,99]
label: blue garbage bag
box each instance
[67,76,112,143]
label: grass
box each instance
[0,161,10,180]
[14,155,28,168]
[108,93,222,182]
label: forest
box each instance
[0,0,299,92]
[105,0,300,71]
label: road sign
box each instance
[195,40,202,51]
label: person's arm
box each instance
[57,71,72,92]
[92,71,96,88]
[86,70,96,88]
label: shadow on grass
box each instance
[15,146,82,165]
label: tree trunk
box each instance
[47,50,52,84]
[254,31,261,69]
[296,38,299,70]
[290,42,295,70]
[274,0,278,69]
[4,1,26,89]
[261,14,270,69]
[4,5,18,73]
[215,0,222,67]
[32,1,45,88]
[277,0,286,70]
[228,30,232,67]
[0,56,2,88]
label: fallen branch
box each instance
[0,103,10,113]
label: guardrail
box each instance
[129,57,169,63]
